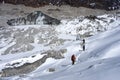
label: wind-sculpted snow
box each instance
[7,11,61,26]
[0,49,66,77]
[0,24,66,55]
[56,14,119,39]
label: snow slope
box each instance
[20,20,120,80]
[0,13,120,80]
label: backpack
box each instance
[71,54,76,61]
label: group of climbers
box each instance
[71,39,85,65]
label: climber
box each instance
[71,54,76,65]
[82,39,85,51]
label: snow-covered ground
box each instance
[0,3,120,80]
[14,17,120,80]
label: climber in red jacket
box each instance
[71,54,76,65]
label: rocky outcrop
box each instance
[1,49,67,77]
[7,11,61,26]
[1,0,120,10]
[1,55,48,77]
[42,49,66,59]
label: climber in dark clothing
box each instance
[83,39,85,44]
[83,44,85,51]
[82,39,85,51]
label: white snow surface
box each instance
[0,13,120,80]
